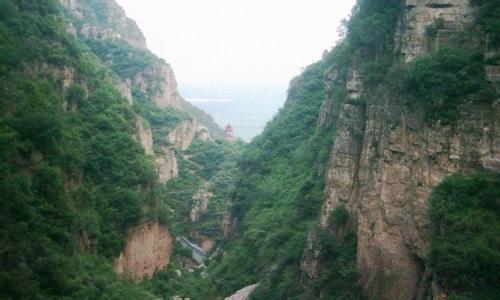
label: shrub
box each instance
[405,47,494,122]
[428,169,500,299]
[66,83,86,105]
[330,205,349,227]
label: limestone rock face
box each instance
[300,2,500,299]
[114,221,173,281]
[113,79,133,105]
[346,69,363,100]
[135,119,154,155]
[320,101,365,227]
[59,0,147,49]
[155,148,178,183]
[196,125,211,142]
[299,231,322,299]
[315,98,499,300]
[190,184,213,222]
[132,63,182,110]
[168,120,197,150]
[395,0,474,62]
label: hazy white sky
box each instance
[115,0,356,86]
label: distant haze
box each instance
[180,83,287,141]
[115,0,356,139]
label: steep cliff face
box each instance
[135,118,154,155]
[168,119,211,150]
[59,0,146,49]
[313,1,500,299]
[155,148,178,183]
[396,0,475,62]
[130,62,183,109]
[114,221,173,281]
[319,90,498,299]
[168,120,198,150]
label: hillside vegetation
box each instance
[0,0,498,299]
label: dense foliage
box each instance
[209,59,343,298]
[472,0,500,45]
[1,0,499,299]
[404,47,494,122]
[428,169,500,300]
[0,0,162,298]
[86,39,156,79]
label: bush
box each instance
[330,205,349,227]
[405,47,494,122]
[472,0,500,45]
[66,83,86,105]
[428,169,500,299]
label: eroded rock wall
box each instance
[355,100,498,299]
[59,0,147,49]
[155,148,178,183]
[114,221,173,281]
[130,63,182,109]
[135,118,154,155]
[167,120,212,150]
[168,120,197,150]
[304,1,500,299]
[395,0,475,62]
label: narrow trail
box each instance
[183,154,209,185]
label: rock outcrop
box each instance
[112,78,133,105]
[353,101,496,300]
[395,0,475,62]
[114,221,173,281]
[59,0,147,49]
[190,184,213,222]
[168,120,198,150]
[135,118,154,155]
[130,63,183,110]
[302,1,500,299]
[155,148,178,183]
[196,125,211,142]
[168,120,211,150]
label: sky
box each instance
[114,0,356,86]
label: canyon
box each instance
[0,0,498,299]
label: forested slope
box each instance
[0,0,498,299]
[0,0,238,298]
[209,0,500,299]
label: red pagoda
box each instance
[224,122,233,137]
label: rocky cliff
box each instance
[135,118,154,155]
[155,148,178,183]
[128,61,183,109]
[317,85,498,299]
[305,1,500,299]
[168,119,211,150]
[114,221,173,281]
[59,0,146,49]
